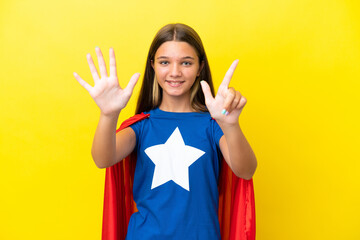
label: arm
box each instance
[219,124,257,180]
[74,47,139,168]
[201,59,257,179]
[91,114,136,169]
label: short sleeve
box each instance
[129,120,142,149]
[212,120,224,148]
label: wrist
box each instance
[217,120,241,131]
[100,111,120,120]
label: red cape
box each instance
[102,113,256,240]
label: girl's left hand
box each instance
[200,60,247,125]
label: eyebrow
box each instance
[156,56,195,60]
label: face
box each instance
[151,41,203,101]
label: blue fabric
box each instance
[126,108,224,240]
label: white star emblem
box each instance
[144,127,205,191]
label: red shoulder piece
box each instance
[116,112,151,133]
[102,113,255,240]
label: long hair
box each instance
[135,23,215,114]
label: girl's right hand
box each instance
[73,47,140,117]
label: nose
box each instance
[169,63,181,78]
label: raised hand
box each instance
[200,60,247,125]
[73,47,140,117]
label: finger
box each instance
[86,53,100,82]
[220,59,239,88]
[73,72,93,92]
[95,47,108,78]
[230,91,242,111]
[109,48,117,78]
[124,73,141,95]
[200,80,214,106]
[236,95,247,110]
[222,87,236,113]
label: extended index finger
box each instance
[87,53,100,82]
[220,59,239,88]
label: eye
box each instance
[182,61,192,66]
[159,61,169,65]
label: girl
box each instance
[74,23,257,240]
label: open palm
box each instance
[73,47,140,116]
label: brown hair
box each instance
[135,23,215,114]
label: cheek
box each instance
[154,67,167,79]
[185,68,199,79]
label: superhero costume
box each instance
[102,112,256,240]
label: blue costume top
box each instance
[126,108,224,240]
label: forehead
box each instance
[155,41,198,59]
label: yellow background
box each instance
[1,0,359,239]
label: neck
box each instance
[159,94,194,112]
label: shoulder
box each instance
[116,113,150,133]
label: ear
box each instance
[151,59,154,69]
[197,60,205,76]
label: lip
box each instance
[165,80,185,87]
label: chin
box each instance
[163,90,190,98]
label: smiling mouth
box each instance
[165,80,185,87]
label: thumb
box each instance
[200,80,214,105]
[124,73,140,94]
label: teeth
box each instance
[167,81,184,87]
